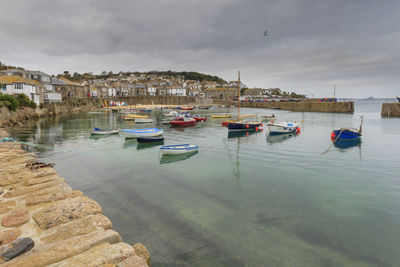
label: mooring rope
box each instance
[320,129,344,155]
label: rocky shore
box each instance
[0,128,150,266]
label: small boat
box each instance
[211,115,231,119]
[123,114,149,120]
[228,121,263,131]
[331,116,363,140]
[137,136,165,143]
[90,128,119,135]
[164,111,179,117]
[135,118,154,123]
[267,121,299,134]
[192,115,207,122]
[181,106,194,110]
[169,117,196,126]
[120,128,163,138]
[261,115,275,122]
[160,144,199,155]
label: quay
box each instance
[381,103,400,117]
[0,129,150,266]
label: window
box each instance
[2,85,6,90]
[14,83,23,89]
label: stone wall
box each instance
[381,103,400,117]
[214,100,354,113]
[0,129,150,266]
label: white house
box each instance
[0,75,43,105]
[147,87,157,96]
[167,87,187,96]
[108,88,116,97]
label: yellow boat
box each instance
[211,115,232,119]
[239,114,257,119]
[123,114,149,120]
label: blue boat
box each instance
[120,128,163,138]
[137,136,165,143]
[160,144,199,155]
[331,116,363,140]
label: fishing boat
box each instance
[228,71,262,131]
[160,144,199,155]
[134,118,154,123]
[90,128,119,135]
[120,128,163,138]
[266,121,300,134]
[137,136,165,143]
[164,110,179,117]
[331,116,363,140]
[211,114,231,119]
[169,117,196,126]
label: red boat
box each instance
[181,106,194,110]
[169,117,196,126]
[193,116,207,122]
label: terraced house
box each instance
[0,75,44,105]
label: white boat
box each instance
[90,128,119,135]
[261,115,275,122]
[160,144,199,155]
[164,111,179,117]
[120,128,163,138]
[135,118,154,123]
[267,121,299,134]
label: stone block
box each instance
[0,237,34,261]
[0,229,21,246]
[1,208,30,227]
[133,243,151,266]
[117,255,149,267]
[0,201,16,215]
[26,190,83,206]
[3,179,64,198]
[32,196,102,229]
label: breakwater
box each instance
[0,129,150,266]
[381,103,400,117]
[214,99,354,113]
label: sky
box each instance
[1,0,399,97]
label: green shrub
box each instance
[0,94,19,111]
[14,93,36,108]
[0,100,12,109]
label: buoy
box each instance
[256,127,259,131]
[246,125,249,128]
[246,132,249,136]
[260,124,263,127]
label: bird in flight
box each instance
[263,30,268,37]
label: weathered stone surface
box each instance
[21,183,72,199]
[41,214,112,244]
[1,208,30,227]
[0,229,21,246]
[133,242,151,266]
[0,168,58,186]
[0,155,36,169]
[117,255,149,267]
[3,179,64,198]
[50,242,133,267]
[2,230,121,267]
[26,190,83,206]
[32,196,102,229]
[24,174,60,186]
[0,237,34,261]
[0,201,16,215]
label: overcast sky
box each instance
[1,0,399,97]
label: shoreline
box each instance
[0,128,150,266]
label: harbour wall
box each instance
[381,103,400,117]
[0,128,151,266]
[213,99,354,113]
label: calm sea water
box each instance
[8,99,400,266]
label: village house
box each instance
[0,69,53,92]
[205,87,237,99]
[134,83,147,96]
[0,75,44,105]
[167,87,187,96]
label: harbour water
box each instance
[8,99,400,266]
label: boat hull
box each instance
[121,128,163,138]
[267,122,299,134]
[134,118,154,123]
[332,130,361,140]
[228,122,262,131]
[193,117,207,122]
[90,129,119,135]
[137,136,165,143]
[160,144,199,155]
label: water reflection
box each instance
[160,150,199,164]
[333,138,362,150]
[227,130,258,139]
[137,141,164,150]
[266,132,298,144]
[122,139,137,149]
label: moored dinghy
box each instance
[90,128,119,135]
[331,116,363,140]
[160,144,199,155]
[267,121,300,134]
[120,128,163,138]
[137,136,165,143]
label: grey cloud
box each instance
[1,0,399,97]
